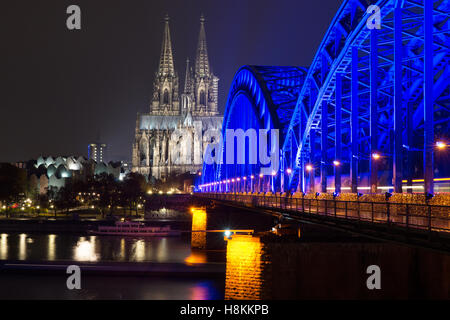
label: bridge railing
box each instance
[196,193,450,233]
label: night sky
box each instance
[2,0,343,163]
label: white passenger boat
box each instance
[89,221,181,237]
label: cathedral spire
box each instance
[158,14,175,77]
[194,14,210,78]
[184,58,193,94]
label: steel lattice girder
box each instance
[281,0,450,192]
[200,66,306,187]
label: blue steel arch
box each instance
[282,0,450,195]
[198,0,450,195]
[200,66,307,192]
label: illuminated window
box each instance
[163,89,169,104]
[200,90,206,105]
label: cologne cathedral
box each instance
[132,15,222,180]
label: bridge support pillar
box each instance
[320,54,328,194]
[335,73,342,194]
[351,46,359,193]
[393,6,403,194]
[369,29,379,194]
[423,0,434,195]
[191,207,207,249]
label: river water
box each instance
[0,232,225,299]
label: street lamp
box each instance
[286,168,292,174]
[436,141,446,150]
[271,170,276,193]
[306,164,314,193]
[371,153,381,193]
[333,160,341,193]
[243,176,247,193]
[259,173,264,193]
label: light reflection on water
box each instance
[0,234,8,260]
[0,232,222,264]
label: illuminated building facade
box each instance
[132,15,222,180]
[88,143,107,163]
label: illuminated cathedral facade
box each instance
[132,15,222,180]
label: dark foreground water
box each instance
[0,232,224,263]
[0,232,225,299]
[0,274,224,300]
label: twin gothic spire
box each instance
[157,14,211,83]
[194,14,210,78]
[153,14,219,116]
[158,14,175,77]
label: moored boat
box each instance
[88,221,181,237]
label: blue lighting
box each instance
[197,0,450,195]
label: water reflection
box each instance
[185,250,207,265]
[0,234,7,260]
[74,237,98,262]
[0,232,222,264]
[119,238,126,261]
[156,238,167,261]
[190,281,214,300]
[134,240,146,262]
[19,233,27,260]
[47,234,56,261]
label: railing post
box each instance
[302,196,305,213]
[428,204,432,233]
[371,202,374,223]
[386,202,390,225]
[406,204,409,232]
[345,201,348,219]
[334,200,337,217]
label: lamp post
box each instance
[259,173,264,193]
[243,176,247,193]
[333,160,341,193]
[371,153,381,193]
[250,175,254,193]
[271,170,276,193]
[306,164,314,193]
[286,168,292,194]
[236,177,241,193]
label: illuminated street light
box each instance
[372,153,381,160]
[286,168,292,174]
[259,173,263,178]
[306,164,313,171]
[436,141,446,150]
[251,175,254,179]
[333,160,341,166]
[271,170,276,176]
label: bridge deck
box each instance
[196,193,450,253]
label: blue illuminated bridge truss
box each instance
[199,0,450,195]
